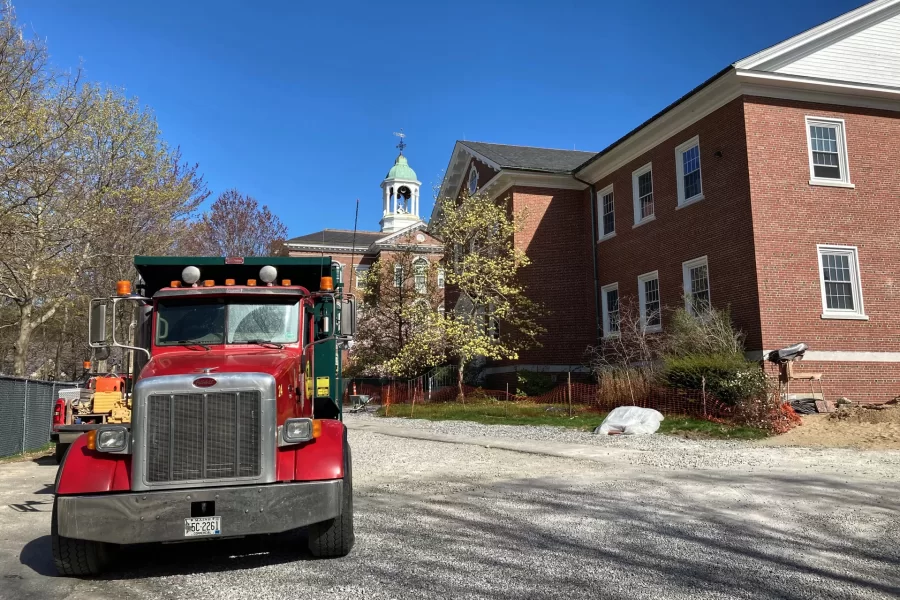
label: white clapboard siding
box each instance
[775,11,900,88]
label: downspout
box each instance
[572,174,602,347]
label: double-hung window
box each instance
[637,271,661,331]
[598,184,615,240]
[393,265,403,288]
[806,117,852,187]
[437,268,445,289]
[682,256,710,314]
[675,136,703,206]
[817,245,866,320]
[600,283,619,337]
[632,163,654,227]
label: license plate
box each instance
[184,516,221,537]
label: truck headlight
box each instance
[96,426,129,453]
[282,418,313,444]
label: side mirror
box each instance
[89,300,109,346]
[340,299,356,337]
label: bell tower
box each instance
[380,132,422,233]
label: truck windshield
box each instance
[156,299,300,346]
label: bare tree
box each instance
[585,296,665,403]
[180,190,288,257]
[349,234,444,377]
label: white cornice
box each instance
[736,0,900,72]
[285,243,371,253]
[482,171,588,199]
[374,220,428,245]
[576,68,900,186]
[577,71,742,183]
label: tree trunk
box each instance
[12,304,34,377]
[457,361,465,403]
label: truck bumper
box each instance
[56,480,343,544]
[51,431,83,444]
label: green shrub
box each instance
[516,370,556,397]
[662,354,766,405]
[666,304,745,358]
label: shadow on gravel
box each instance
[13,469,900,599]
[346,471,900,600]
[21,531,316,580]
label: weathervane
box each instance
[393,129,406,153]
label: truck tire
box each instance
[308,441,354,558]
[51,497,110,576]
[54,443,69,465]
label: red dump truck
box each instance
[52,256,355,576]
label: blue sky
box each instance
[16,0,862,238]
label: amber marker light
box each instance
[116,280,132,296]
[312,419,323,439]
[319,276,334,291]
[247,279,257,286]
[281,279,291,286]
[86,430,97,451]
[225,278,235,286]
[169,280,182,288]
[82,360,91,370]
[203,280,215,287]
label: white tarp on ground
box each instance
[594,406,664,435]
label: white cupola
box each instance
[380,140,423,233]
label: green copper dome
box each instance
[386,154,417,181]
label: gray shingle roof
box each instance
[459,141,596,173]
[286,229,383,247]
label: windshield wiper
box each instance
[244,339,284,349]
[174,339,212,351]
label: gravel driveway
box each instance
[1,415,898,600]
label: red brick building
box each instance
[435,0,900,403]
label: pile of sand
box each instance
[759,404,900,450]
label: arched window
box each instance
[468,166,479,195]
[413,257,428,294]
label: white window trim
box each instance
[637,270,662,332]
[674,135,704,207]
[437,268,445,289]
[681,256,710,313]
[468,165,479,195]
[600,282,619,338]
[816,244,867,320]
[393,264,403,288]
[631,163,654,228]
[805,116,854,188]
[597,183,615,241]
[413,257,428,294]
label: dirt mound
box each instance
[829,404,900,425]
[758,406,900,450]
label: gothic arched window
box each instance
[413,257,428,294]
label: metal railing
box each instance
[0,376,81,458]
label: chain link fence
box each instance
[0,376,81,458]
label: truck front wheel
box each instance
[308,441,354,558]
[54,443,69,465]
[51,497,110,576]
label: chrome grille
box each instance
[146,391,261,483]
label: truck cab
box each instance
[52,256,355,576]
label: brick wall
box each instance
[745,96,900,403]
[510,185,597,365]
[590,97,763,349]
[745,96,900,354]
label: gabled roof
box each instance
[458,141,595,173]
[576,0,900,177]
[285,229,383,248]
